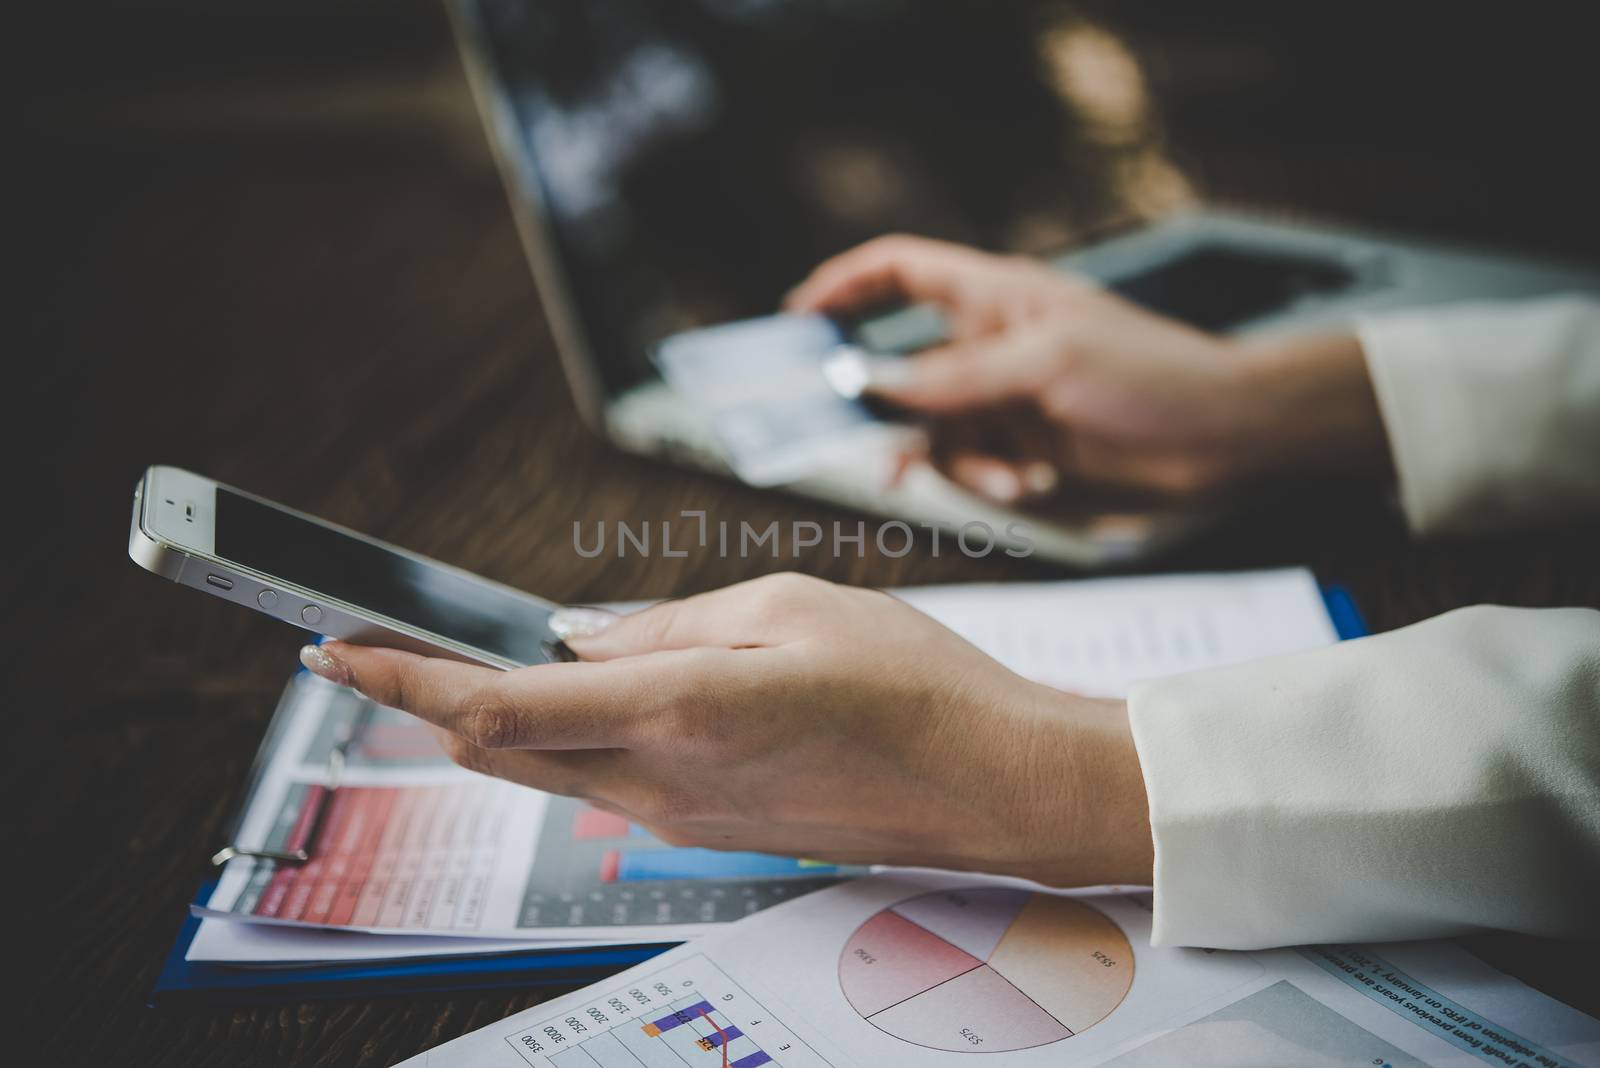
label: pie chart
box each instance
[839,888,1134,1053]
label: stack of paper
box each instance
[399,871,1600,1067]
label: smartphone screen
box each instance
[212,489,560,665]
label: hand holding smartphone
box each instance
[128,466,570,668]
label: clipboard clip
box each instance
[211,698,373,867]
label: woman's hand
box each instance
[788,235,1392,504]
[299,573,1154,888]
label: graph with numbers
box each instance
[839,888,1133,1053]
[503,955,837,1068]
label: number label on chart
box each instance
[961,1028,984,1046]
[1093,950,1117,968]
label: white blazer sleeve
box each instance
[1126,605,1600,950]
[1357,295,1600,535]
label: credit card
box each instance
[653,313,917,486]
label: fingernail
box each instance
[549,606,618,641]
[1022,460,1059,496]
[974,466,1024,503]
[300,643,352,687]
[822,346,870,399]
[861,356,917,393]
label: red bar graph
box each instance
[243,783,504,931]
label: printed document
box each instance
[397,871,1600,1068]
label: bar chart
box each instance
[599,849,838,884]
[505,955,836,1068]
[573,807,841,883]
[838,888,1134,1053]
[518,797,859,928]
[230,780,513,930]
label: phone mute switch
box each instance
[205,574,234,591]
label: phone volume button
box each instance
[301,604,323,625]
[257,589,279,610]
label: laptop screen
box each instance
[465,0,1154,398]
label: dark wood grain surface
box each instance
[13,2,1599,1063]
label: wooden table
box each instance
[15,2,1598,1063]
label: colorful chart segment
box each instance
[231,782,503,930]
[639,1000,773,1066]
[839,888,1134,1053]
[571,805,842,885]
[601,849,837,883]
[518,799,859,928]
[538,992,778,1068]
[506,955,834,1067]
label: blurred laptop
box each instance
[447,0,1600,567]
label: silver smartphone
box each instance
[128,465,570,669]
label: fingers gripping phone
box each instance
[128,466,570,669]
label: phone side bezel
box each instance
[128,466,559,670]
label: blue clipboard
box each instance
[151,883,675,1007]
[1321,584,1371,640]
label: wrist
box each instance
[1229,331,1395,480]
[989,686,1154,888]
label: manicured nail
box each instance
[861,356,917,393]
[974,465,1024,504]
[549,606,618,641]
[300,644,352,687]
[1022,460,1060,496]
[821,346,870,399]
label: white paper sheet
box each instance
[185,915,602,964]
[397,872,1600,1068]
[893,567,1339,697]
